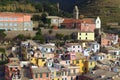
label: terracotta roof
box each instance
[31,67,51,73]
[0,12,31,17]
[62,18,95,24]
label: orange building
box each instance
[0,12,33,30]
[61,18,96,32]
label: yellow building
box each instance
[30,57,46,67]
[77,32,94,41]
[50,69,62,80]
[84,60,97,73]
[72,59,84,73]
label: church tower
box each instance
[73,5,79,19]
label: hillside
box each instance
[1,0,120,25]
[37,0,120,24]
[79,0,120,24]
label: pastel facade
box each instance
[69,52,76,60]
[84,60,97,73]
[39,43,56,53]
[61,18,96,32]
[101,33,119,46]
[30,58,46,67]
[0,12,33,30]
[65,43,82,53]
[47,16,64,27]
[101,38,110,46]
[50,68,62,80]
[30,66,51,80]
[88,42,100,53]
[77,32,95,41]
[5,62,21,80]
[91,53,106,61]
[72,59,84,73]
[67,66,80,80]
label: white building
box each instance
[95,16,101,29]
[47,16,64,27]
[65,43,82,53]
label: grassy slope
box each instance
[79,0,120,24]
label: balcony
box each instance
[12,74,21,80]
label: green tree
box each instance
[16,34,26,41]
[70,32,77,41]
[31,15,41,21]
[0,30,6,41]
[63,35,70,42]
[55,33,64,40]
[33,28,45,43]
[48,29,53,34]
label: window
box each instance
[79,37,81,40]
[51,48,53,51]
[65,78,67,80]
[62,72,64,76]
[46,73,49,77]
[78,46,80,48]
[71,77,73,80]
[78,50,80,52]
[80,33,81,35]
[42,59,45,61]
[68,70,70,75]
[43,54,45,57]
[35,73,38,78]
[14,23,17,26]
[86,33,87,35]
[73,46,75,48]
[76,60,79,64]
[10,68,12,71]
[9,23,13,26]
[86,37,87,40]
[90,62,92,65]
[0,23,3,26]
[4,23,8,26]
[73,69,76,74]
[40,73,42,78]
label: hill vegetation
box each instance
[1,0,120,26]
[0,0,71,17]
[79,0,120,25]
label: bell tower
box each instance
[73,5,79,19]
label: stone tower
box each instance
[73,5,79,19]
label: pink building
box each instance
[101,33,118,46]
[69,52,76,60]
[61,18,95,32]
[0,12,33,30]
[5,62,21,80]
[30,66,51,80]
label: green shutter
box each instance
[46,73,49,77]
[40,73,42,78]
[35,73,38,78]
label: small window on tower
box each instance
[97,21,99,23]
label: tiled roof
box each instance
[62,18,95,24]
[5,62,20,66]
[0,12,30,17]
[31,67,50,73]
